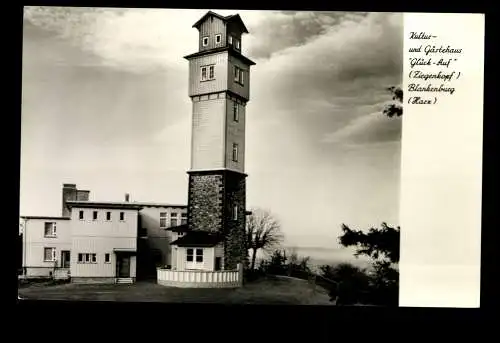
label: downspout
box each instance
[23,218,27,277]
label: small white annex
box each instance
[157,226,243,288]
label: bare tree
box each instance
[246,208,284,271]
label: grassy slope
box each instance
[18,276,334,305]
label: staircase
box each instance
[116,278,134,284]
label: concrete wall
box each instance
[225,95,246,172]
[191,96,226,170]
[70,207,138,278]
[22,218,71,278]
[227,55,250,100]
[138,206,187,267]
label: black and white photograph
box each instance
[19,6,407,306]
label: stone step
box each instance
[116,278,133,284]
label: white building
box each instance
[20,216,71,279]
[20,185,188,284]
[66,201,142,284]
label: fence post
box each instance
[237,263,243,287]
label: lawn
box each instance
[18,275,335,305]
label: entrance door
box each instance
[215,257,222,271]
[61,251,70,268]
[116,255,131,278]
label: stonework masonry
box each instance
[188,173,224,232]
[187,169,247,270]
[223,171,247,270]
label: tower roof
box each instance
[192,11,250,34]
[183,46,256,66]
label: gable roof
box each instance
[192,11,249,34]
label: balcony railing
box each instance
[157,264,243,288]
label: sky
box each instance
[20,7,403,259]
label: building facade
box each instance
[20,184,187,284]
[136,204,187,279]
[67,201,142,283]
[20,216,72,279]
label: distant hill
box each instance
[254,245,373,273]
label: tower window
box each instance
[202,36,209,46]
[93,211,98,220]
[215,34,221,44]
[201,65,215,81]
[106,211,111,221]
[79,211,84,220]
[234,66,239,81]
[234,66,244,85]
[233,205,238,221]
[120,212,125,221]
[233,102,239,122]
[232,143,239,162]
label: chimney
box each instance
[62,184,77,218]
[125,193,130,202]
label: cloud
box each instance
[322,112,402,145]
[245,11,368,59]
[249,11,403,148]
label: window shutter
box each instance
[53,223,57,234]
[52,248,56,261]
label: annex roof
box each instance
[165,224,191,233]
[170,230,223,247]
